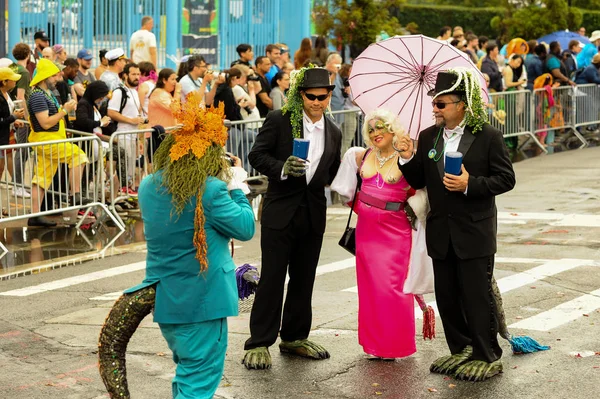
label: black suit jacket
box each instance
[399,123,516,260]
[248,110,342,234]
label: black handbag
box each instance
[338,176,360,256]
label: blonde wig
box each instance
[362,108,406,147]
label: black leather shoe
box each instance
[28,216,57,227]
[70,193,94,206]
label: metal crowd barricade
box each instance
[533,86,588,149]
[0,133,124,259]
[573,84,600,130]
[329,109,366,150]
[226,118,265,179]
[488,90,547,153]
[106,126,181,227]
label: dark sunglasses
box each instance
[304,93,330,101]
[432,100,460,109]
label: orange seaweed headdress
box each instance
[153,91,229,272]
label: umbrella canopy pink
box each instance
[349,35,489,139]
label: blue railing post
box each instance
[300,0,310,39]
[165,0,178,69]
[273,0,281,46]
[244,0,253,61]
[83,0,94,50]
[279,0,311,58]
[125,0,134,57]
[55,1,63,45]
[8,0,21,59]
[219,0,229,70]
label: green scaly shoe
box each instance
[242,347,272,370]
[430,345,473,375]
[279,339,330,360]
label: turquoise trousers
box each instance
[159,318,228,399]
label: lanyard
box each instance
[32,87,60,111]
[123,85,143,117]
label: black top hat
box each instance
[428,71,465,97]
[298,68,335,91]
[34,31,50,41]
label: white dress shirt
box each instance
[303,111,326,183]
[282,111,326,184]
[442,124,464,165]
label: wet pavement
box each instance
[1,143,600,399]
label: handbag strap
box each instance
[344,149,371,230]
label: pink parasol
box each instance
[349,35,489,139]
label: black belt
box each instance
[358,191,405,211]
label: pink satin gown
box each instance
[355,170,416,358]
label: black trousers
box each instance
[432,241,502,363]
[244,205,324,350]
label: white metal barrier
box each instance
[5,84,599,259]
[533,86,588,149]
[0,134,125,258]
[106,126,180,228]
[489,90,547,153]
[574,84,600,129]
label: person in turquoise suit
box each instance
[98,101,255,399]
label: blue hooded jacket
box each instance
[576,43,598,69]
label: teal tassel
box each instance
[509,335,550,354]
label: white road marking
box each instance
[499,220,527,225]
[343,259,596,323]
[0,262,146,297]
[89,258,358,301]
[328,208,600,227]
[495,257,551,264]
[342,256,560,294]
[412,258,595,320]
[498,211,600,227]
[497,211,564,221]
[90,292,123,301]
[509,288,600,331]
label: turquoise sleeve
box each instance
[205,181,255,242]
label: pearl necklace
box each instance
[375,149,396,168]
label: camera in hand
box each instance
[223,154,235,166]
[247,75,260,82]
[342,78,350,98]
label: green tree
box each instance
[571,0,600,8]
[314,0,404,58]
[491,0,582,41]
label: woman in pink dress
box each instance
[352,109,416,359]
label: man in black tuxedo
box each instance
[242,68,342,370]
[396,70,516,381]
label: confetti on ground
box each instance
[570,351,596,358]
[428,388,438,393]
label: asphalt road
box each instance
[1,147,599,399]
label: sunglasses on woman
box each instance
[304,93,330,101]
[432,100,460,109]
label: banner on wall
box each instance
[182,0,219,65]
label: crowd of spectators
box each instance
[4,16,600,224]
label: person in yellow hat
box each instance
[27,58,90,227]
[0,67,25,216]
